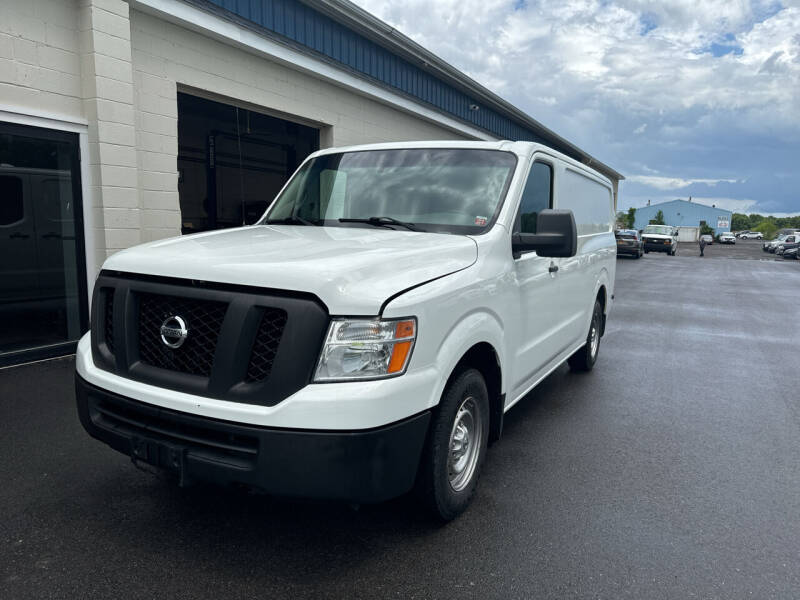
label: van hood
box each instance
[642,233,672,240]
[102,225,478,314]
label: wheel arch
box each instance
[594,268,611,337]
[445,342,505,445]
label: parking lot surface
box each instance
[671,238,793,261]
[2,254,800,599]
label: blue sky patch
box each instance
[639,13,657,35]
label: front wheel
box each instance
[416,368,490,521]
[568,300,603,372]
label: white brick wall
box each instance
[0,0,83,119]
[79,0,140,258]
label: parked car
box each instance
[615,229,643,258]
[74,141,617,520]
[719,232,736,244]
[642,225,678,255]
[775,234,799,256]
[700,234,713,245]
[764,234,787,252]
[740,231,763,239]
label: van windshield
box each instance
[643,225,673,235]
[261,148,517,235]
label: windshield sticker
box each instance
[475,216,488,226]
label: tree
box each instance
[625,207,636,229]
[731,213,749,231]
[650,209,665,225]
[699,222,715,236]
[753,221,778,240]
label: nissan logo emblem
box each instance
[160,315,188,349]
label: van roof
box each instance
[309,140,613,186]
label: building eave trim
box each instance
[130,0,496,142]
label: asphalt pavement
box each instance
[671,238,790,260]
[2,253,800,599]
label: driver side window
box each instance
[515,161,552,234]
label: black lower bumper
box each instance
[644,242,672,253]
[76,375,431,503]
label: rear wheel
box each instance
[416,368,489,521]
[568,300,603,372]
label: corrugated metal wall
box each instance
[203,0,574,151]
[634,200,732,232]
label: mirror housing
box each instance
[512,209,578,258]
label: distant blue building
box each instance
[633,200,732,233]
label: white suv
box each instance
[76,141,616,520]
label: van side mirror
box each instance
[512,209,577,258]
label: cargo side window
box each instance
[515,161,552,234]
[0,176,24,226]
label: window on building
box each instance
[0,122,87,366]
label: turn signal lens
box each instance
[314,317,417,381]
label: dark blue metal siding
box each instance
[203,0,566,150]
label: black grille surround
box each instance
[102,288,115,354]
[91,271,329,407]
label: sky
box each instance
[351,0,800,216]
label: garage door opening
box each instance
[177,93,319,233]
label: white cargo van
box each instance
[76,141,616,520]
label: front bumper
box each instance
[643,240,673,252]
[76,375,431,503]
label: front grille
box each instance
[92,272,329,406]
[246,308,288,383]
[104,289,115,353]
[137,293,227,377]
[90,396,258,467]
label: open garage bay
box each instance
[2,254,799,599]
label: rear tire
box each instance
[416,368,489,521]
[568,300,603,372]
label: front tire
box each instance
[416,368,490,521]
[568,300,603,372]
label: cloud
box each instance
[627,175,739,189]
[352,0,800,214]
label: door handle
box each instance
[42,232,62,239]
[548,263,559,273]
[9,232,30,239]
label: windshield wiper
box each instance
[339,216,422,232]
[264,215,318,226]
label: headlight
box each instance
[314,318,417,382]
